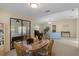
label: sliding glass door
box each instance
[11,19,22,37]
[22,20,31,36]
[10,18,31,49]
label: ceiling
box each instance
[0,3,79,18]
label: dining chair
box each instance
[37,40,54,56]
[46,40,54,55]
[14,41,29,56]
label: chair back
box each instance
[14,41,25,56]
[46,40,54,55]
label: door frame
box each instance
[10,18,31,50]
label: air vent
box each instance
[45,10,50,13]
[72,9,74,11]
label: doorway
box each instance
[52,25,56,32]
[10,18,31,49]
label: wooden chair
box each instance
[46,40,54,55]
[14,41,29,56]
[37,40,54,56]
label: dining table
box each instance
[18,39,49,54]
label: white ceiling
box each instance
[0,3,79,18]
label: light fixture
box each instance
[30,3,38,8]
[16,19,19,23]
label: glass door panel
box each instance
[11,19,22,38]
[22,21,30,36]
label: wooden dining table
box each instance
[31,39,49,51]
[18,39,49,53]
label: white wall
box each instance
[52,19,76,38]
[39,19,76,38]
